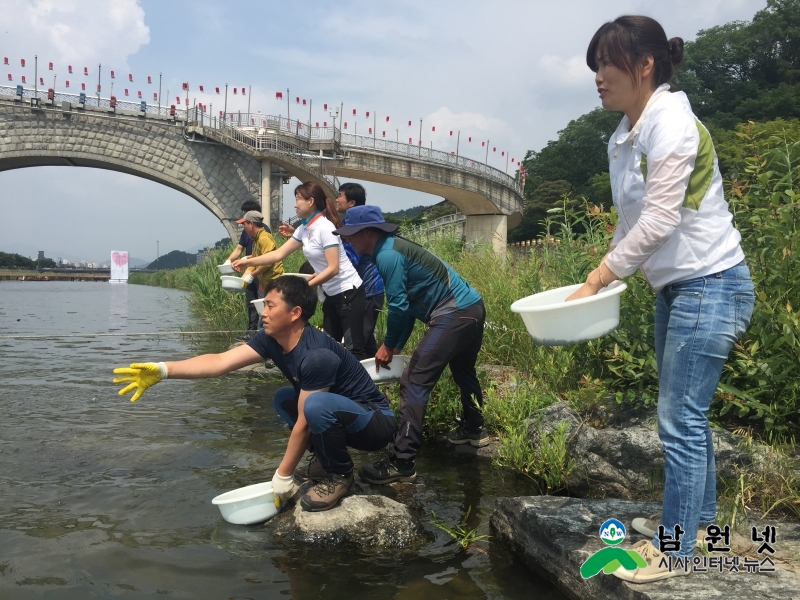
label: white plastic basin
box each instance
[220,275,247,293]
[251,298,265,314]
[361,355,409,383]
[510,280,627,346]
[217,263,235,275]
[211,482,278,525]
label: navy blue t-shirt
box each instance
[247,325,391,410]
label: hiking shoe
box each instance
[293,454,327,485]
[358,454,416,484]
[612,540,691,583]
[631,513,706,548]
[299,472,355,512]
[446,423,490,447]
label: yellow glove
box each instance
[113,362,168,402]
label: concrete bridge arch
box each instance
[0,103,272,239]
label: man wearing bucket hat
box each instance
[236,210,284,340]
[112,276,395,512]
[333,205,489,484]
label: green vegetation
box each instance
[430,506,488,549]
[0,251,56,269]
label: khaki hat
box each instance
[236,210,264,225]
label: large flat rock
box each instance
[490,496,800,600]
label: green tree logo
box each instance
[580,519,647,578]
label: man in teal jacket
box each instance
[334,205,488,483]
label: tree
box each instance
[676,0,800,127]
[509,180,572,242]
[521,108,621,202]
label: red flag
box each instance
[382,130,385,137]
[199,85,204,92]
[276,91,282,99]
[153,92,157,99]
[408,120,411,126]
[385,116,389,122]
[65,80,69,87]
[344,122,348,129]
[233,88,237,95]
[3,58,7,65]
[296,96,300,103]
[124,88,129,96]
[324,103,328,110]
[216,87,220,93]
[242,87,246,95]
[110,70,115,78]
[449,130,453,136]
[138,90,142,98]
[7,74,11,81]
[68,65,73,74]
[409,137,413,143]
[302,98,306,105]
[182,82,188,90]
[353,108,356,115]
[468,137,472,142]
[431,126,435,132]
[366,111,370,117]
[324,121,327,127]
[21,58,25,67]
[128,73,133,81]
[147,76,152,84]
[21,75,26,83]
[316,122,319,127]
[176,96,180,103]
[39,77,44,85]
[81,82,85,90]
[369,127,372,134]
[48,62,53,70]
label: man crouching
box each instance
[112,276,396,511]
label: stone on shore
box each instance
[528,401,761,498]
[270,493,428,550]
[491,496,800,600]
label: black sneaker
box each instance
[358,454,416,484]
[446,423,490,447]
[293,454,327,485]
[300,472,355,512]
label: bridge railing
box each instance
[186,108,522,194]
[187,108,342,144]
[0,85,187,117]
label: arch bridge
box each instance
[0,86,523,251]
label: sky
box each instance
[0,0,767,263]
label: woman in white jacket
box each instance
[568,16,755,583]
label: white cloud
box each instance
[0,0,149,74]
[538,54,591,89]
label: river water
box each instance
[0,281,565,599]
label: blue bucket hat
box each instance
[332,205,398,236]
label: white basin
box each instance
[360,355,409,383]
[211,482,278,525]
[510,280,627,346]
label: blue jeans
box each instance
[652,261,754,556]
[273,387,395,475]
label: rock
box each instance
[491,496,800,600]
[528,402,758,499]
[270,494,428,550]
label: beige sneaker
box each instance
[299,472,355,512]
[613,540,691,583]
[631,513,706,548]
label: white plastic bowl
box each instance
[361,355,409,383]
[510,280,627,346]
[251,298,265,314]
[217,263,235,275]
[220,275,247,293]
[211,482,278,525]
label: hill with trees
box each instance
[0,251,56,269]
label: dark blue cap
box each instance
[332,205,398,236]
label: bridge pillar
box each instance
[261,160,283,232]
[465,214,507,257]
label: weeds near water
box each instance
[431,506,488,549]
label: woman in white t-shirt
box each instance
[233,182,367,359]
